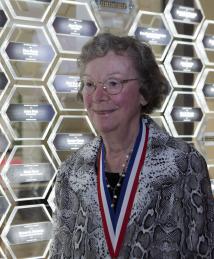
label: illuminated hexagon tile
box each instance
[150,115,172,135]
[128,10,173,61]
[91,0,137,34]
[164,41,204,89]
[1,145,57,201]
[47,58,84,111]
[1,204,53,259]
[164,0,204,40]
[0,184,11,228]
[164,91,204,138]
[47,1,99,54]
[5,0,55,22]
[196,68,214,113]
[1,24,56,81]
[1,85,57,140]
[154,64,173,113]
[0,123,11,164]
[0,62,10,102]
[196,20,214,66]
[196,113,214,165]
[48,115,96,165]
[0,2,9,39]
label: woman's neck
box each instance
[101,119,140,172]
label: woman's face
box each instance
[82,51,147,135]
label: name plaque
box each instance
[171,4,203,24]
[53,17,97,37]
[171,107,203,122]
[6,104,55,122]
[135,27,171,46]
[0,72,8,91]
[203,35,214,50]
[6,163,54,183]
[171,56,203,73]
[0,10,7,28]
[53,133,94,150]
[203,84,214,98]
[53,75,80,93]
[0,134,8,153]
[7,222,52,245]
[6,42,55,62]
[0,196,9,216]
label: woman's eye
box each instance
[107,79,119,87]
[85,81,94,88]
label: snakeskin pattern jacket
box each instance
[50,116,214,259]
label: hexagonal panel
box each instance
[164,91,204,138]
[150,115,172,135]
[1,85,57,140]
[196,20,214,66]
[164,41,204,89]
[154,64,173,113]
[128,10,173,61]
[0,123,11,164]
[6,0,54,22]
[196,68,214,113]
[0,2,9,40]
[48,1,99,54]
[164,0,204,39]
[0,184,11,228]
[0,63,10,102]
[1,204,53,259]
[91,0,137,34]
[48,58,84,111]
[197,113,214,165]
[1,145,57,201]
[48,115,96,165]
[1,24,56,81]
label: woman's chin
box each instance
[95,123,116,135]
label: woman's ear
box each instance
[140,95,148,106]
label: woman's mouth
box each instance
[93,110,115,115]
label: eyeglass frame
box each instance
[80,76,139,95]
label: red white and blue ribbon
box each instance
[97,120,149,258]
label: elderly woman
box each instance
[50,33,214,258]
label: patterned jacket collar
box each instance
[79,115,171,165]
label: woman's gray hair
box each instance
[77,33,170,114]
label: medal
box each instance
[97,120,149,258]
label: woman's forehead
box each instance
[85,51,134,68]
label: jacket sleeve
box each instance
[184,148,214,257]
[49,160,77,259]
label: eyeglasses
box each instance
[81,77,138,95]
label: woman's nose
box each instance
[92,83,109,101]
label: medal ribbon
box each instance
[97,120,149,258]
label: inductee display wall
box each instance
[0,0,213,258]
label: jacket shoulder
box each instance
[56,136,100,181]
[145,115,198,154]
